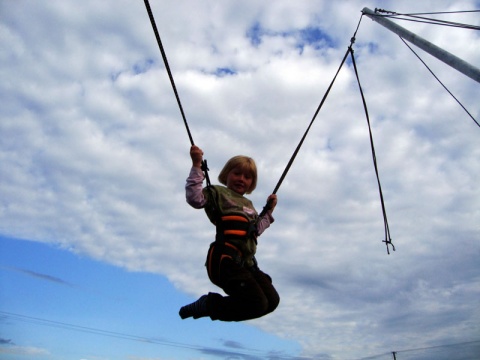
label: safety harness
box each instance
[205,187,260,286]
[216,215,258,244]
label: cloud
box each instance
[1,0,479,358]
[0,345,50,356]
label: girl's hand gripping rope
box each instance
[266,194,277,212]
[260,194,277,217]
[190,145,204,168]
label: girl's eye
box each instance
[232,169,252,179]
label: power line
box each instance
[0,311,308,359]
[357,340,480,360]
[0,310,194,349]
[395,340,480,355]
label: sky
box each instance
[1,0,479,359]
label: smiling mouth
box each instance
[232,183,246,193]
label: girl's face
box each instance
[226,166,253,195]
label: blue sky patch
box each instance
[110,58,155,82]
[214,67,236,77]
[132,58,155,75]
[246,22,334,53]
[246,21,264,46]
[299,26,334,48]
[295,26,335,54]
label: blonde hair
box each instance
[218,155,258,194]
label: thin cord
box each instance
[0,311,307,359]
[376,9,480,16]
[387,16,480,30]
[375,8,480,30]
[400,10,480,15]
[399,37,480,128]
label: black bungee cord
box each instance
[143,0,212,187]
[143,2,394,253]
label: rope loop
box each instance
[349,46,395,254]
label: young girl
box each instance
[179,145,280,321]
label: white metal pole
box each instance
[362,7,480,84]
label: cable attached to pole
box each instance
[399,37,479,128]
[374,8,480,30]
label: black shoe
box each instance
[179,295,208,319]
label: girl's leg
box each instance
[208,258,279,321]
[250,265,280,315]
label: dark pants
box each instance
[206,244,280,321]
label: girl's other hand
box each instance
[267,194,277,212]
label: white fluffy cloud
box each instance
[1,0,479,358]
